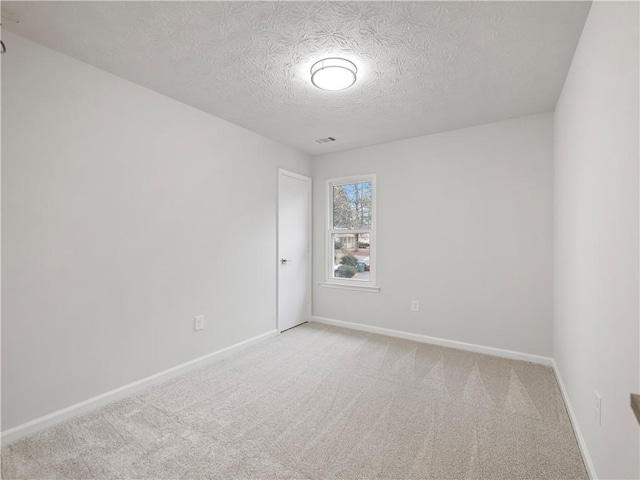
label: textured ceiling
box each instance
[2,1,591,155]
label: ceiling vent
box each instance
[315,137,336,144]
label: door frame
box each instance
[276,168,312,333]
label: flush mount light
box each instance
[310,58,357,91]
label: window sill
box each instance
[319,282,381,293]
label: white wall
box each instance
[1,32,311,430]
[312,113,554,357]
[554,2,640,479]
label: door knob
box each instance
[281,258,293,264]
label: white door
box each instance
[278,169,311,332]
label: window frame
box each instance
[322,174,379,292]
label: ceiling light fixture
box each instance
[310,58,357,91]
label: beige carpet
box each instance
[2,323,588,479]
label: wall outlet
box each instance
[194,315,204,331]
[595,390,602,426]
[411,300,420,312]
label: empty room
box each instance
[1,1,638,479]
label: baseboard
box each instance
[1,329,278,446]
[551,360,598,480]
[311,316,553,366]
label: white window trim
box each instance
[321,174,379,292]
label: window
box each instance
[324,175,378,292]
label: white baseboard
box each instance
[311,316,553,366]
[551,360,598,480]
[1,329,278,446]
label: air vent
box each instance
[315,137,336,144]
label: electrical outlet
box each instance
[595,390,602,426]
[194,315,204,331]
[411,300,420,312]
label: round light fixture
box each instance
[310,58,357,91]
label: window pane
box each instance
[332,182,372,229]
[332,233,370,280]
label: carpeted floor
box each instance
[2,322,588,479]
